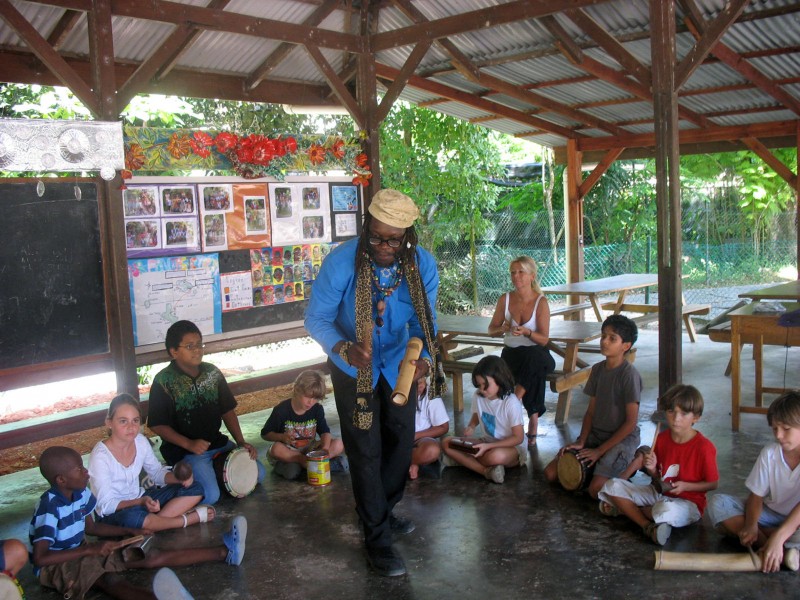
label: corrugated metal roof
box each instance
[0,0,796,153]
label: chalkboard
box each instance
[0,182,109,368]
[218,249,307,332]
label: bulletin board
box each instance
[126,176,362,348]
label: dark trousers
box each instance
[501,344,555,417]
[329,359,416,548]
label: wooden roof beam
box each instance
[109,0,362,53]
[577,120,797,152]
[373,0,607,52]
[245,0,339,92]
[375,62,581,140]
[564,8,651,88]
[304,43,364,129]
[0,0,98,115]
[47,8,81,49]
[87,0,115,118]
[741,137,798,189]
[376,40,432,122]
[578,147,625,197]
[675,0,749,89]
[682,1,800,117]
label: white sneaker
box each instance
[441,453,459,468]
[485,465,505,484]
[783,547,799,571]
[153,568,193,600]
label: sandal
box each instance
[527,433,537,447]
[599,501,619,517]
[183,504,215,527]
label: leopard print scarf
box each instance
[352,249,443,430]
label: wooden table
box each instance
[739,280,800,301]
[729,302,800,431]
[542,273,658,321]
[436,314,603,423]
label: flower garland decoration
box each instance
[122,128,371,186]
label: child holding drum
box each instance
[89,393,213,530]
[409,375,449,480]
[544,315,642,499]
[598,384,718,546]
[147,320,266,504]
[707,391,800,572]
[260,370,348,480]
[441,355,525,484]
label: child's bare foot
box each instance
[408,464,419,480]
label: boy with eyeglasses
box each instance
[147,320,266,504]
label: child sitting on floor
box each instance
[707,391,800,573]
[260,370,348,480]
[598,384,718,546]
[409,375,449,480]
[90,394,212,531]
[544,314,642,498]
[30,445,247,600]
[441,355,525,484]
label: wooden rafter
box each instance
[0,0,98,115]
[578,147,625,198]
[675,0,749,89]
[741,137,798,189]
[375,40,432,123]
[87,0,115,119]
[304,43,365,128]
[245,0,339,92]
[47,9,81,49]
[375,63,580,140]
[564,8,651,88]
[682,1,800,117]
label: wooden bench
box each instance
[549,301,593,319]
[600,302,711,342]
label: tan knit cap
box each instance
[368,189,420,229]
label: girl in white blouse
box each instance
[89,394,213,531]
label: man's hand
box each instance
[347,342,372,370]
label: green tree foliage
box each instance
[379,102,506,311]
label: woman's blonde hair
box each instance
[510,256,542,293]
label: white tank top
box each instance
[503,292,542,348]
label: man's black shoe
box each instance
[389,514,415,535]
[366,545,407,577]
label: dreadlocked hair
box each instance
[356,212,419,271]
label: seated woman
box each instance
[89,394,213,531]
[488,256,555,446]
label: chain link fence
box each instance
[433,205,797,323]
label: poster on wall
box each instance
[128,254,222,346]
[329,183,362,242]
[220,270,253,311]
[227,183,271,249]
[269,183,331,245]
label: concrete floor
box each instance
[2,328,800,599]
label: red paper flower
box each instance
[308,144,326,165]
[193,131,214,148]
[124,143,145,171]
[214,132,238,154]
[330,139,345,159]
[285,136,297,153]
[352,172,372,187]
[355,152,369,168]
[189,139,211,158]
[252,139,277,165]
[167,134,192,159]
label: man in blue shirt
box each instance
[305,189,440,577]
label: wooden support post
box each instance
[650,0,683,396]
[564,139,585,311]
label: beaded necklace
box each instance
[370,256,404,327]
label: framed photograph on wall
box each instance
[202,213,228,251]
[329,183,362,242]
[125,219,160,250]
[162,217,199,249]
[160,185,197,216]
[123,186,159,217]
[199,184,233,213]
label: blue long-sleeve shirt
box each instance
[305,238,439,389]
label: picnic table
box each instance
[436,314,606,424]
[542,273,710,341]
[739,280,800,302]
[728,302,800,431]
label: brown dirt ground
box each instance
[0,384,292,477]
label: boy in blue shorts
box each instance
[261,370,348,479]
[544,315,642,499]
[707,391,800,573]
[30,446,247,600]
